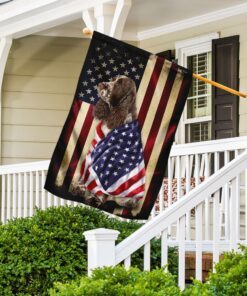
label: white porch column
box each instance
[82,0,132,39]
[0,37,12,163]
[83,228,120,276]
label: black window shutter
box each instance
[212,35,239,139]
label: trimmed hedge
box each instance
[0,206,177,295]
[49,266,181,296]
[49,245,247,296]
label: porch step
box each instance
[185,252,224,282]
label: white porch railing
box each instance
[0,161,80,224]
[1,136,247,224]
[84,150,247,289]
[155,136,247,242]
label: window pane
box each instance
[187,52,212,119]
[185,122,211,143]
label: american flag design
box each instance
[45,31,192,219]
[80,120,145,199]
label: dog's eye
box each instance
[111,77,117,82]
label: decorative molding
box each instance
[175,32,219,65]
[175,33,220,53]
[137,3,247,41]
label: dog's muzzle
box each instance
[97,82,113,104]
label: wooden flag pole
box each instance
[82,28,247,98]
[192,73,247,98]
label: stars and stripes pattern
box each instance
[45,31,192,219]
[80,120,145,200]
[76,38,147,106]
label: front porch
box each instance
[1,0,247,291]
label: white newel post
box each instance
[83,228,120,276]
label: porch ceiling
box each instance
[1,0,247,40]
[37,0,247,40]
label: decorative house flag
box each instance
[45,31,192,219]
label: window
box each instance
[186,52,212,142]
[175,33,219,144]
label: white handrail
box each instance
[0,160,50,175]
[115,150,247,264]
[170,136,247,156]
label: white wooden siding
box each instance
[1,35,90,165]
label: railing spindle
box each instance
[54,194,59,207]
[18,173,22,218]
[12,173,17,218]
[124,256,131,270]
[204,153,210,240]
[23,172,28,217]
[161,229,168,268]
[41,170,46,210]
[1,175,6,223]
[222,151,229,239]
[29,172,34,217]
[213,189,220,271]
[230,177,238,250]
[6,174,11,221]
[176,156,181,240]
[167,157,172,235]
[143,241,151,271]
[35,171,40,208]
[47,191,52,207]
[234,150,240,242]
[195,203,202,281]
[185,155,191,240]
[178,215,186,290]
[176,156,181,199]
[195,154,199,186]
[60,196,65,206]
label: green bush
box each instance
[0,206,178,295]
[183,245,247,296]
[49,265,181,296]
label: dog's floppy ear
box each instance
[93,99,110,121]
[125,87,137,119]
[128,87,136,107]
